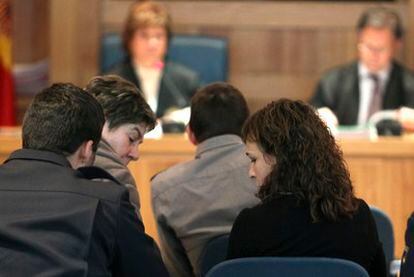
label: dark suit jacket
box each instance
[227,196,386,277]
[401,213,414,277]
[109,59,200,118]
[0,149,168,277]
[310,61,414,125]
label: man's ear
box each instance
[81,140,94,163]
[186,125,198,145]
[67,140,95,169]
[76,140,95,168]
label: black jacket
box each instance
[310,61,414,125]
[227,197,386,277]
[0,149,169,277]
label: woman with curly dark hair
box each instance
[227,99,386,276]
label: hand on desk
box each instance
[397,107,414,132]
[317,106,414,132]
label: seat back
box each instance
[100,33,124,74]
[167,35,228,84]
[370,206,395,274]
[199,234,229,277]
[100,33,228,84]
[400,213,414,277]
[206,257,369,277]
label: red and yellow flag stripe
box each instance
[0,0,16,126]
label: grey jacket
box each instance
[94,138,141,219]
[151,135,259,277]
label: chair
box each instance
[400,213,414,277]
[199,234,229,277]
[167,35,228,84]
[370,206,395,276]
[100,33,228,84]
[205,257,369,277]
[100,33,124,74]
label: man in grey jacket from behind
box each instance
[151,82,259,277]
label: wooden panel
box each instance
[49,0,100,86]
[0,128,22,163]
[11,0,49,124]
[12,0,49,63]
[103,1,406,29]
[407,0,414,68]
[231,73,318,112]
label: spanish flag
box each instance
[0,0,16,126]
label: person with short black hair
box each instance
[0,83,168,276]
[310,7,414,127]
[227,99,386,277]
[22,83,104,161]
[85,75,156,218]
[151,82,259,277]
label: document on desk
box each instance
[335,125,377,140]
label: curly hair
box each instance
[242,99,359,222]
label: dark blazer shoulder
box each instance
[163,62,200,92]
[395,61,414,92]
[319,61,358,85]
[106,58,140,88]
[164,62,198,80]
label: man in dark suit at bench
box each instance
[310,7,414,129]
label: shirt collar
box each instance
[358,62,392,83]
[195,134,243,158]
[5,149,73,168]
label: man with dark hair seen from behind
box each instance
[151,82,259,277]
[0,83,168,276]
[310,7,414,128]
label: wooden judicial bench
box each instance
[1,127,413,258]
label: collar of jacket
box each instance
[195,134,243,159]
[4,148,72,168]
